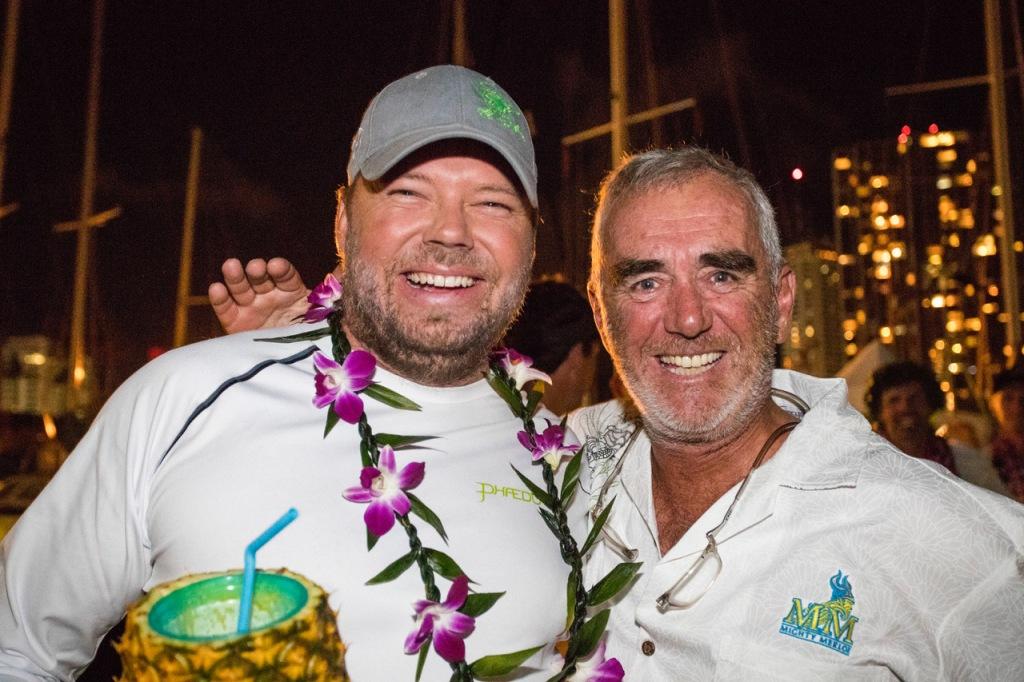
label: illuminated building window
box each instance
[869,175,889,189]
[834,157,852,170]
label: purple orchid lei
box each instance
[292,274,631,682]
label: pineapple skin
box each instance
[116,569,348,681]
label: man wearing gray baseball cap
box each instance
[0,66,593,681]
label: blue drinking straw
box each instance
[237,507,299,634]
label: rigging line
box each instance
[156,344,318,469]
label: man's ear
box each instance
[588,280,612,352]
[774,265,796,344]
[334,186,349,261]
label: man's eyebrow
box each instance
[612,258,665,283]
[700,250,756,273]
[477,184,519,198]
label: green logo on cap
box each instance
[474,80,525,140]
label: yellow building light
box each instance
[805,325,815,338]
[869,175,889,189]
[936,132,955,146]
[879,326,893,343]
[959,209,974,229]
[873,215,888,229]
[935,339,946,350]
[845,343,858,356]
[890,244,904,259]
[936,149,957,163]
[858,241,871,255]
[946,319,963,333]
[966,159,977,173]
[930,294,946,308]
[1016,241,1023,252]
[889,214,905,228]
[22,352,46,366]
[973,234,997,257]
[871,249,891,263]
[872,198,889,214]
[945,294,957,307]
[42,413,58,440]
[856,309,867,324]
[940,380,951,392]
[967,317,982,332]
[951,342,963,354]
[948,233,961,248]
[928,253,943,265]
[964,283,975,296]
[948,362,963,375]
[905,272,916,286]
[955,173,973,187]
[843,330,855,341]
[874,263,892,280]
[920,134,939,148]
[988,284,999,297]
[982,302,999,315]
[992,185,1003,197]
[837,204,851,217]
[837,254,854,265]
[1005,345,1013,358]
[936,176,953,190]
[834,156,852,170]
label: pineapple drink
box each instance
[116,568,348,681]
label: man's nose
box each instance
[423,201,473,249]
[664,282,712,339]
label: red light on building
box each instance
[901,125,911,136]
[791,168,804,181]
[928,123,939,134]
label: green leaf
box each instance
[363,383,421,411]
[586,561,642,606]
[423,548,468,581]
[366,526,380,552]
[415,642,430,682]
[470,645,546,678]
[566,608,610,661]
[254,328,331,343]
[524,383,545,416]
[365,550,418,585]
[538,508,561,537]
[579,497,615,557]
[485,369,526,417]
[323,409,340,438]
[560,447,583,499]
[565,571,578,630]
[407,491,449,543]
[358,439,372,468]
[460,591,504,617]
[511,465,553,508]
[374,433,437,449]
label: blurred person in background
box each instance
[866,360,1006,494]
[988,367,1024,502]
[502,279,601,415]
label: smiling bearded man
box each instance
[0,66,580,682]
[571,146,1024,681]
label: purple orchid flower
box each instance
[492,348,552,390]
[303,273,343,322]
[517,421,580,470]
[556,638,624,682]
[404,575,476,663]
[342,445,425,536]
[312,349,375,423]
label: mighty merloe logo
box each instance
[779,570,859,656]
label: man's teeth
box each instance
[660,352,723,371]
[406,272,474,288]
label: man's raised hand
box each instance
[209,257,311,333]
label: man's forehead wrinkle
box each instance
[700,250,757,273]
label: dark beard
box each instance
[342,250,529,387]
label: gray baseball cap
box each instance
[347,65,538,208]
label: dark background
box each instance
[0,1,1006,393]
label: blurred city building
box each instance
[830,127,1016,410]
[0,336,72,415]
[780,242,845,377]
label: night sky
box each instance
[0,0,1003,392]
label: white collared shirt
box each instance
[570,370,1024,681]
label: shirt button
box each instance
[641,640,655,656]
